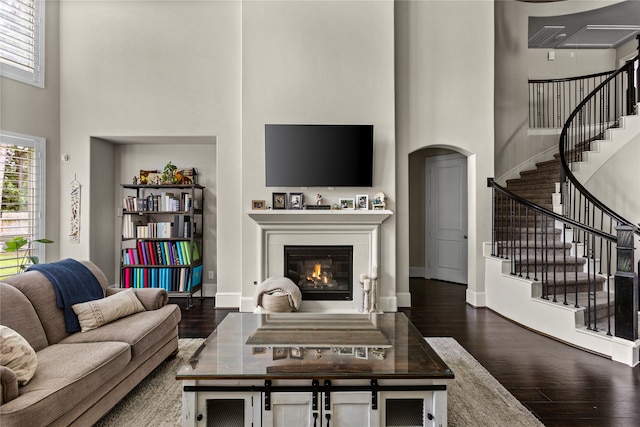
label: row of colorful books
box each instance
[122,240,200,266]
[121,265,203,292]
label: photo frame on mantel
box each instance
[339,198,355,210]
[272,192,287,210]
[289,192,303,210]
[356,194,369,210]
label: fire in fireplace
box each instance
[284,246,353,300]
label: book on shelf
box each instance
[124,192,189,213]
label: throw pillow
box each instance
[72,288,145,332]
[0,325,38,385]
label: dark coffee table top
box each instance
[176,312,453,381]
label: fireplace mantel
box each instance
[248,210,393,225]
[247,209,394,313]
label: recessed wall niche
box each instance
[89,136,217,296]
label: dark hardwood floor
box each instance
[170,278,640,426]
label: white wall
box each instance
[527,49,616,79]
[240,0,396,309]
[585,134,640,225]
[59,1,242,296]
[1,0,61,262]
[396,0,494,306]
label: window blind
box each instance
[1,133,45,278]
[0,0,44,87]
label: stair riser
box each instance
[541,282,606,294]
[493,229,562,238]
[513,262,586,273]
[496,248,570,258]
[493,221,560,230]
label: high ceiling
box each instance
[528,1,640,49]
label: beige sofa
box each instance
[0,260,181,426]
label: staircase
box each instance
[486,53,639,366]
[503,155,610,330]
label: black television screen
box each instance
[265,124,373,187]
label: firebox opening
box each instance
[284,245,353,301]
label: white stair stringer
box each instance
[484,242,640,367]
[553,109,640,216]
[572,113,640,183]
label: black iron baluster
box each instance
[533,209,539,281]
[518,203,523,278]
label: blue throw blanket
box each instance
[28,259,104,333]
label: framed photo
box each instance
[252,200,266,210]
[289,192,303,210]
[272,193,287,210]
[139,170,157,185]
[356,195,369,210]
[334,346,354,355]
[289,347,304,359]
[338,198,355,210]
[273,347,288,360]
[252,347,267,355]
[355,347,368,359]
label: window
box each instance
[0,0,45,87]
[0,131,46,278]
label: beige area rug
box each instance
[95,338,544,427]
[425,337,544,427]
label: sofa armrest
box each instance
[106,287,168,310]
[0,365,19,404]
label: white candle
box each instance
[371,265,378,279]
[364,279,371,291]
[360,273,367,282]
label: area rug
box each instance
[94,338,544,427]
[425,337,543,427]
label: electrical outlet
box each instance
[208,270,214,280]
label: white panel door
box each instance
[328,391,379,427]
[426,154,468,284]
[262,392,314,427]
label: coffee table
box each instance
[177,312,453,426]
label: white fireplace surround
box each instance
[247,210,393,313]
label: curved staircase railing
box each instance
[558,50,639,341]
[529,69,617,129]
[489,38,639,344]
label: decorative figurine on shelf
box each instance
[315,194,322,206]
[133,176,138,185]
[372,192,386,210]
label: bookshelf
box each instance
[119,183,205,308]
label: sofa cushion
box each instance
[72,288,145,332]
[60,304,181,359]
[0,341,130,427]
[0,326,38,385]
[0,283,49,352]
[106,287,168,310]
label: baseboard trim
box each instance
[466,289,487,307]
[409,267,426,278]
[215,292,241,308]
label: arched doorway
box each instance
[409,148,468,284]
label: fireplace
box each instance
[284,246,353,301]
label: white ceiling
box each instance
[528,1,640,49]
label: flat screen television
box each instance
[265,124,373,187]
